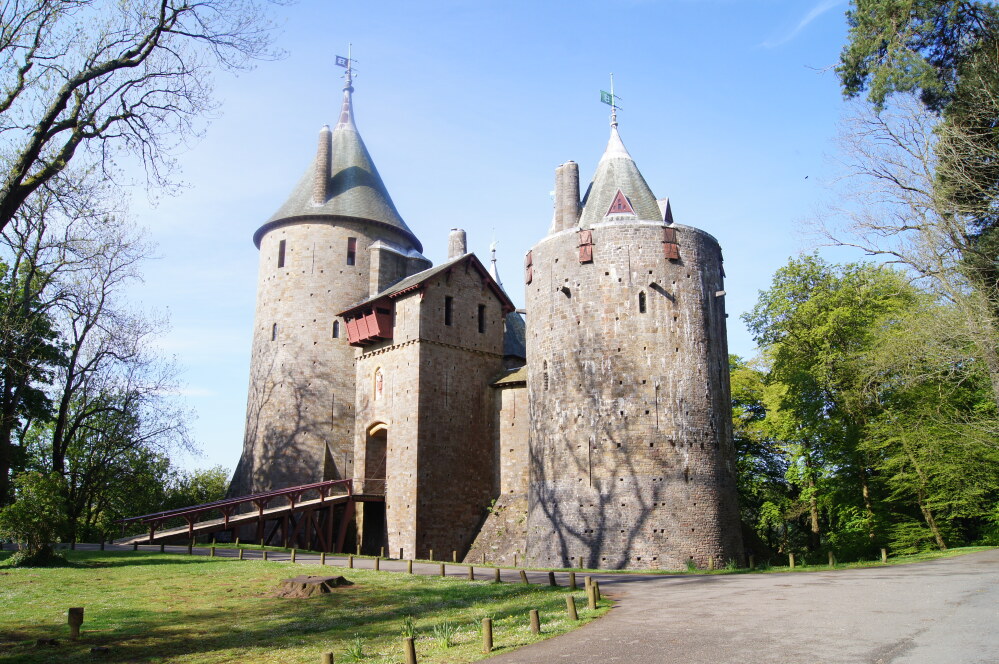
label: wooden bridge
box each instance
[117,479,385,553]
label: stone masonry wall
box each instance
[525,221,743,570]
[233,219,417,496]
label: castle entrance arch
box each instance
[360,422,388,555]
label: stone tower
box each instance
[231,65,427,495]
[524,114,743,570]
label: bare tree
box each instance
[0,0,281,234]
[818,97,999,406]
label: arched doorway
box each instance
[360,422,388,555]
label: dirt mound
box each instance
[273,575,353,598]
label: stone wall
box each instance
[525,221,743,570]
[232,219,418,496]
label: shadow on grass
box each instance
[0,561,582,664]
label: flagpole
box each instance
[609,72,618,126]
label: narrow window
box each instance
[638,291,647,313]
[332,321,340,338]
[271,323,277,341]
[277,239,286,268]
[444,296,453,326]
[477,304,486,333]
[346,237,357,266]
[543,360,549,391]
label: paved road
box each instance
[84,544,998,663]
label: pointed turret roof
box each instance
[255,67,422,251]
[578,123,661,229]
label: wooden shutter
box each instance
[525,250,533,284]
[578,229,594,263]
[663,227,680,261]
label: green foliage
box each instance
[838,0,999,111]
[400,615,417,638]
[432,620,459,648]
[0,472,67,556]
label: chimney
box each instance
[448,228,467,259]
[312,125,332,205]
[552,161,581,233]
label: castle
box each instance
[229,65,744,570]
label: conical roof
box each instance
[578,124,661,229]
[255,73,422,251]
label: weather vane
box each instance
[600,73,623,126]
[335,43,358,83]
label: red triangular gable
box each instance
[606,190,635,216]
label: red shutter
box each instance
[663,227,677,243]
[663,243,680,261]
[525,250,533,284]
[578,229,594,263]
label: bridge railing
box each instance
[118,478,356,542]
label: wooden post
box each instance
[321,551,326,565]
[708,556,714,571]
[828,551,835,567]
[380,546,384,558]
[356,543,361,555]
[482,617,493,653]
[67,607,84,640]
[210,546,216,558]
[263,550,268,561]
[440,563,446,577]
[404,636,416,664]
[399,547,403,560]
[748,554,755,570]
[407,559,413,574]
[481,552,486,564]
[291,549,296,563]
[519,569,529,585]
[881,548,888,564]
[593,580,601,602]
[513,553,518,567]
[584,575,592,591]
[429,549,434,561]
[789,553,795,569]
[468,566,474,580]
[452,550,457,563]
[587,583,596,610]
[529,609,540,634]
[132,542,138,551]
[547,571,556,587]
[348,554,353,568]
[159,544,165,553]
[569,571,577,590]
[322,653,334,664]
[494,567,501,583]
[566,595,578,620]
[187,541,193,555]
[239,548,244,560]
[236,538,240,546]
[374,557,380,571]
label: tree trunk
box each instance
[857,458,877,541]
[901,439,947,550]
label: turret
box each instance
[551,161,581,233]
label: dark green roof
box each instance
[578,126,661,228]
[256,84,422,251]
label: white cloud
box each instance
[762,0,844,48]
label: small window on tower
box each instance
[332,321,340,338]
[639,291,647,313]
[271,323,277,341]
[478,304,486,333]
[444,296,453,326]
[543,360,549,391]
[346,237,357,266]
[277,239,286,268]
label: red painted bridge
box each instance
[117,479,384,553]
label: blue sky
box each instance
[132,0,857,472]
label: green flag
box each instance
[600,90,613,105]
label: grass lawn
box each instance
[0,551,608,663]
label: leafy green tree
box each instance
[0,471,67,561]
[744,255,919,555]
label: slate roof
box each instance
[338,253,515,317]
[578,125,661,229]
[492,366,526,386]
[503,311,526,359]
[255,79,422,251]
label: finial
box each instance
[335,45,359,127]
[600,74,623,127]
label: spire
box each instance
[257,52,423,252]
[578,122,660,229]
[488,239,504,289]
